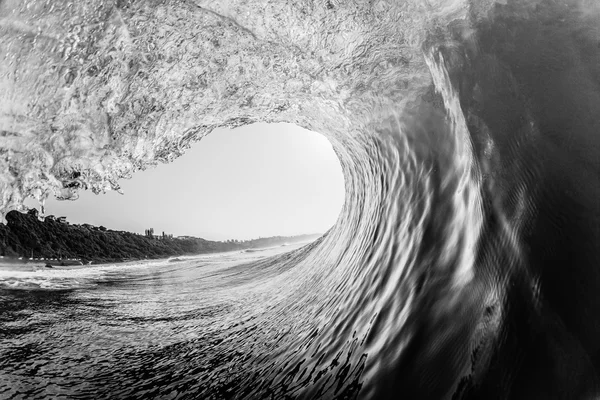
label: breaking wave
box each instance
[1,0,599,399]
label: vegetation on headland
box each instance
[0,209,321,264]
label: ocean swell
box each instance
[1,0,600,399]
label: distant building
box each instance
[45,215,56,222]
[57,217,68,224]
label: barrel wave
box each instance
[1,0,599,399]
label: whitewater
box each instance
[1,0,600,399]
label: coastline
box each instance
[1,209,322,266]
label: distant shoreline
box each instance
[0,210,323,267]
[0,240,317,269]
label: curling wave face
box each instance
[1,0,600,399]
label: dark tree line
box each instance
[0,210,320,264]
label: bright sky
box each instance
[27,123,345,241]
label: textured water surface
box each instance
[1,244,367,399]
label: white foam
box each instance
[0,259,162,290]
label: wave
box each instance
[0,260,155,290]
[1,0,599,399]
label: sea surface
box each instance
[1,0,600,399]
[1,244,351,399]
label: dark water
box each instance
[1,0,600,399]
[1,246,366,399]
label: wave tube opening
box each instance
[21,122,346,242]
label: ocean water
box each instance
[1,0,600,399]
[1,245,346,399]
